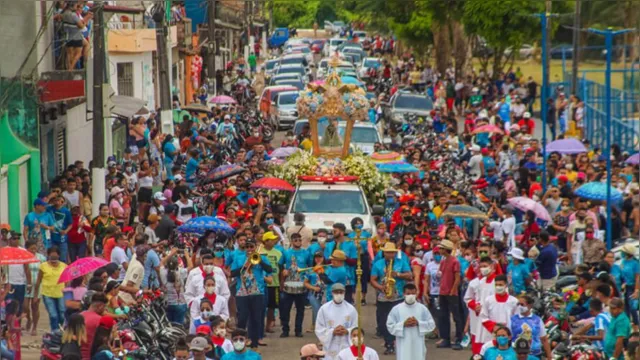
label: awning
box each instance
[111,95,148,118]
[215,19,242,30]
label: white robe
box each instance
[463,275,496,338]
[315,300,359,360]
[386,301,436,360]
[188,294,230,331]
[184,266,230,319]
[337,346,380,360]
[478,294,518,344]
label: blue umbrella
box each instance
[375,161,419,173]
[340,76,364,87]
[574,182,623,202]
[203,164,246,184]
[177,216,235,235]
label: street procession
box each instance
[0,1,639,360]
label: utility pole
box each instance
[586,27,635,250]
[91,1,106,217]
[153,3,172,122]
[207,0,217,95]
[269,0,273,34]
[571,0,581,93]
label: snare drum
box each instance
[283,281,305,294]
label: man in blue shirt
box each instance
[134,235,161,289]
[324,223,357,303]
[221,329,262,359]
[535,231,558,291]
[280,233,311,338]
[23,198,55,251]
[48,195,72,262]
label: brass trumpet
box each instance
[250,244,264,265]
[297,265,329,273]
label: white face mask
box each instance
[518,305,529,315]
[333,293,345,304]
[233,340,245,351]
[204,265,215,273]
[495,285,506,294]
[480,267,491,276]
[317,237,327,244]
[404,240,413,246]
[405,294,417,305]
[206,286,215,295]
[351,336,362,346]
[201,310,212,319]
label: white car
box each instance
[286,45,314,65]
[263,59,279,79]
[337,122,381,155]
[358,57,382,79]
[504,44,534,59]
[316,58,353,79]
[324,38,346,57]
[280,179,382,234]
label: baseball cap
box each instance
[300,344,325,357]
[514,338,531,354]
[189,337,208,351]
[153,192,166,201]
[107,161,117,168]
[262,231,279,242]
[38,190,50,199]
[174,174,184,181]
[196,325,212,335]
[332,283,346,292]
[34,198,48,207]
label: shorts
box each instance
[138,187,152,203]
[136,139,148,149]
[266,286,279,309]
[66,39,84,48]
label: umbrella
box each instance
[271,147,300,158]
[177,216,235,235]
[58,257,110,284]
[507,197,552,222]
[472,124,504,135]
[311,80,325,86]
[375,161,419,173]
[340,76,364,86]
[0,247,39,265]
[182,103,213,113]
[545,138,587,154]
[626,153,639,165]
[208,95,237,104]
[574,182,623,202]
[441,205,488,220]
[203,164,246,183]
[370,151,402,163]
[250,177,295,192]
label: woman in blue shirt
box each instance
[619,244,640,325]
[162,135,178,179]
[604,251,623,292]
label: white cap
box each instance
[224,114,231,120]
[471,144,481,152]
[174,174,184,181]
[153,192,166,201]
[478,109,489,119]
[523,112,531,118]
[509,248,525,260]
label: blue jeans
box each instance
[51,240,69,263]
[1,340,14,360]
[42,296,65,330]
[68,242,87,263]
[166,304,188,325]
[307,292,321,326]
[7,284,26,315]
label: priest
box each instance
[315,283,358,360]
[386,283,437,360]
[337,328,380,360]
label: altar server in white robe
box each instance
[478,274,518,344]
[386,283,436,360]
[316,283,359,360]
[464,256,497,355]
[337,328,380,360]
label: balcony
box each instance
[108,26,178,53]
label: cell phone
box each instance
[113,337,122,348]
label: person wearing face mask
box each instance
[348,217,371,306]
[280,233,311,338]
[185,253,231,319]
[567,209,588,265]
[337,328,379,360]
[479,275,518,346]
[369,223,390,260]
[108,187,127,227]
[209,315,234,357]
[506,248,530,296]
[220,329,261,360]
[189,298,215,335]
[481,326,517,360]
[386,283,436,360]
[510,295,552,359]
[315,284,358,360]
[34,246,67,331]
[581,224,606,267]
[370,242,412,355]
[464,256,497,354]
[189,276,230,334]
[308,229,330,259]
[324,224,357,304]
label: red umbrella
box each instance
[250,177,295,192]
[58,257,110,283]
[0,247,39,265]
[472,124,504,135]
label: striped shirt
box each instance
[593,312,612,350]
[28,253,47,297]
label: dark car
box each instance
[550,45,573,59]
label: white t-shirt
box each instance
[176,199,195,223]
[511,103,526,117]
[124,172,138,193]
[425,261,441,295]
[111,246,130,281]
[8,248,27,284]
[501,216,516,249]
[469,154,483,180]
[144,226,158,244]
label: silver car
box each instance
[273,91,300,129]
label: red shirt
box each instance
[103,237,116,262]
[68,215,93,244]
[81,310,102,360]
[438,255,460,295]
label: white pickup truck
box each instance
[278,178,383,234]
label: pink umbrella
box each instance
[58,257,109,283]
[208,95,237,104]
[311,80,325,86]
[507,197,551,222]
[472,124,504,135]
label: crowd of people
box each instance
[0,22,639,360]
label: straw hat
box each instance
[621,243,637,257]
[439,240,454,251]
[381,242,398,252]
[330,250,347,261]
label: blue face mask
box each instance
[214,251,224,258]
[496,336,509,347]
[354,224,363,230]
[266,218,275,225]
[434,255,442,262]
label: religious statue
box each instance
[321,120,343,148]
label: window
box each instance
[116,62,134,97]
[292,190,366,214]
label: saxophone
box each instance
[384,258,396,298]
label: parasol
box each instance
[507,197,552,222]
[58,257,110,283]
[472,124,504,135]
[545,138,587,154]
[370,151,402,163]
[203,164,246,183]
[574,181,623,202]
[208,95,237,104]
[0,247,39,265]
[271,147,300,158]
[441,205,488,220]
[625,153,639,165]
[340,76,364,87]
[375,161,419,173]
[181,103,213,113]
[177,216,235,235]
[250,177,295,192]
